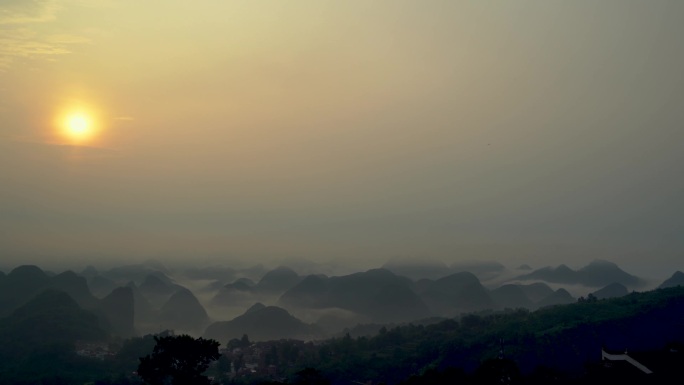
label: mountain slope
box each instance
[255,266,301,294]
[279,269,429,322]
[537,288,574,308]
[591,282,629,299]
[0,265,52,317]
[204,304,316,342]
[0,290,107,348]
[419,272,494,315]
[101,286,135,337]
[490,284,533,309]
[88,275,119,298]
[0,266,100,317]
[577,260,640,287]
[159,288,210,332]
[517,282,555,303]
[659,271,684,289]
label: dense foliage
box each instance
[138,335,220,385]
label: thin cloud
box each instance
[0,0,88,70]
[0,32,71,70]
[46,33,91,44]
[0,135,122,157]
[0,0,59,25]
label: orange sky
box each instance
[1,1,683,275]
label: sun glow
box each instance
[56,106,101,144]
[67,114,90,136]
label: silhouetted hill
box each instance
[279,269,427,322]
[80,265,99,279]
[0,266,145,340]
[591,282,629,299]
[659,271,684,289]
[201,279,229,293]
[235,277,256,287]
[8,264,50,283]
[490,284,533,309]
[331,271,410,314]
[242,264,268,280]
[0,265,52,314]
[255,266,301,294]
[101,286,135,337]
[227,281,253,292]
[204,304,316,342]
[99,261,171,285]
[138,273,183,307]
[88,275,119,298]
[518,260,641,288]
[313,269,382,313]
[517,282,555,303]
[537,288,574,308]
[419,272,494,315]
[0,265,101,317]
[140,259,171,274]
[519,264,576,284]
[159,288,209,332]
[577,259,641,287]
[245,302,266,314]
[517,264,532,271]
[211,281,255,307]
[278,274,329,308]
[0,290,107,349]
[52,270,99,309]
[369,283,432,322]
[126,281,155,325]
[0,289,113,384]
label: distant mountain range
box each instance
[383,258,506,281]
[0,265,135,337]
[279,268,429,323]
[517,259,642,288]
[0,259,679,344]
[0,289,107,347]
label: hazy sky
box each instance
[1,1,683,275]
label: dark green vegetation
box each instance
[208,286,684,384]
[138,335,220,385]
[316,285,684,383]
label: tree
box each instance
[240,334,250,347]
[473,358,521,385]
[293,368,330,385]
[138,334,220,385]
[232,354,244,374]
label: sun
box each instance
[56,108,101,144]
[67,114,91,136]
